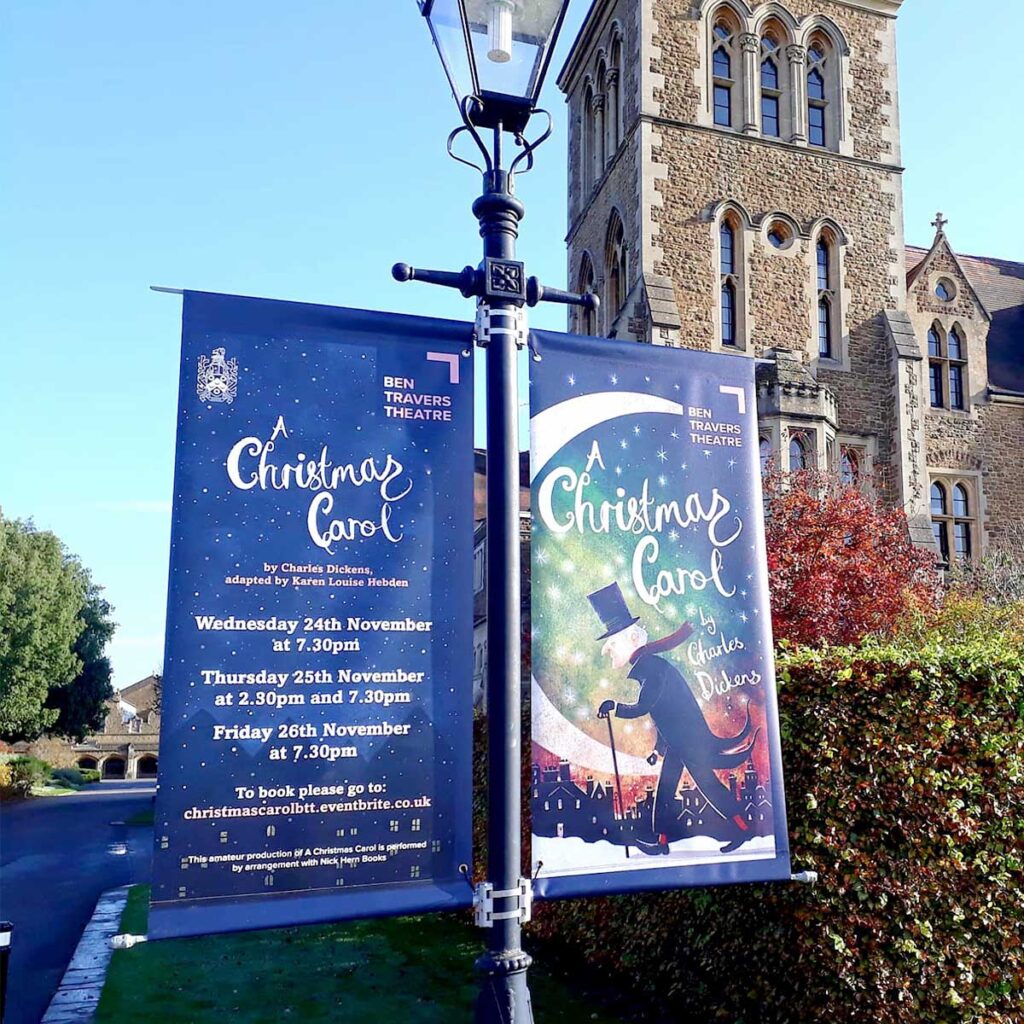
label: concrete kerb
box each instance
[41,886,130,1024]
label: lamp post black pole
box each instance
[395,138,595,1017]
[473,153,532,1024]
[394,85,596,1024]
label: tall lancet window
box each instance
[816,236,836,358]
[948,325,966,410]
[720,219,738,347]
[712,15,739,128]
[605,213,627,325]
[582,83,595,194]
[807,38,829,147]
[607,35,622,156]
[578,254,596,335]
[761,35,782,138]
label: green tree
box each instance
[45,581,116,741]
[0,515,86,740]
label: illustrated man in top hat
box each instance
[589,582,759,856]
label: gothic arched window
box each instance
[607,35,623,156]
[807,37,830,148]
[931,478,976,565]
[948,325,966,410]
[720,218,739,347]
[759,437,772,475]
[711,12,740,128]
[582,83,595,193]
[840,447,859,485]
[578,253,596,335]
[789,434,808,471]
[605,213,627,323]
[816,234,838,358]
[594,59,608,175]
[928,323,968,410]
[760,33,783,138]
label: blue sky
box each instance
[1,1,1020,689]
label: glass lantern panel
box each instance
[464,0,565,102]
[421,0,478,103]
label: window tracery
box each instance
[711,11,741,128]
[816,234,837,358]
[578,253,597,335]
[806,36,830,147]
[720,217,739,347]
[760,31,784,138]
[930,479,977,566]
[928,322,968,411]
[605,213,627,325]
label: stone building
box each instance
[558,0,1023,560]
[70,675,161,780]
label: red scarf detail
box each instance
[629,622,694,664]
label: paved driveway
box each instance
[0,781,154,1024]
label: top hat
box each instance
[587,582,641,641]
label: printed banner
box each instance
[529,330,790,899]
[150,292,474,939]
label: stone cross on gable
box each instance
[932,212,949,234]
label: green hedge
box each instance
[528,638,1024,1023]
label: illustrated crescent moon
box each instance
[532,676,653,776]
[529,390,686,775]
[530,391,684,482]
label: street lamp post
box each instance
[395,4,596,1021]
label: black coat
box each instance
[617,653,720,767]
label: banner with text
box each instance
[150,292,474,939]
[529,330,790,900]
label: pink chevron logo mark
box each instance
[426,351,460,384]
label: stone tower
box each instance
[557,0,938,541]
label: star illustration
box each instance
[567,374,576,386]
[671,430,679,439]
[610,373,618,385]
[739,611,749,623]
[614,465,622,476]
[658,474,667,486]
[620,439,628,450]
[703,450,712,458]
[656,447,668,462]
[633,425,641,436]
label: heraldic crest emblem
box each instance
[197,347,238,404]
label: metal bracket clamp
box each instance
[475,301,528,350]
[473,878,533,928]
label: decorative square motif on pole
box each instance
[485,257,527,304]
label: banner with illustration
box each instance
[150,292,474,939]
[529,330,790,899]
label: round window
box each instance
[766,222,792,250]
[935,279,956,301]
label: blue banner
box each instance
[150,292,474,939]
[529,330,790,899]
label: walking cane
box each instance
[605,713,630,859]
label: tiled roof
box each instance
[907,245,1024,392]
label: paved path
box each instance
[0,782,154,1024]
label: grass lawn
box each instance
[97,886,631,1023]
[29,783,81,797]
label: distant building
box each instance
[70,674,161,780]
[531,757,773,846]
[558,0,1023,561]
